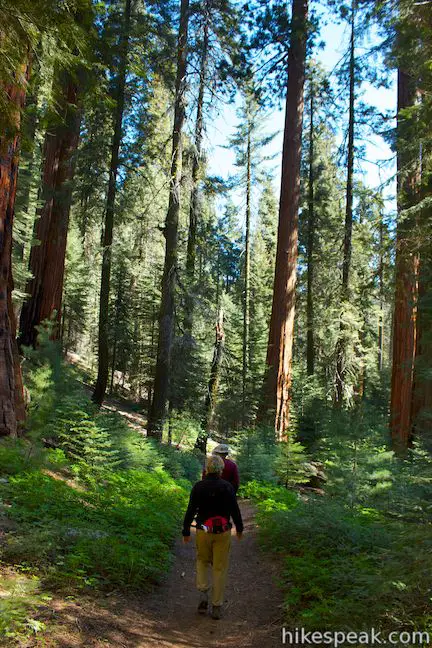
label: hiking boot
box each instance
[211,605,222,620]
[197,592,208,614]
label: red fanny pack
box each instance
[202,516,231,534]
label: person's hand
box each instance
[183,535,191,544]
[236,532,243,541]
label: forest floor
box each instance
[24,501,285,648]
[101,394,148,434]
[6,376,285,648]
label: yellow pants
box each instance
[196,529,231,606]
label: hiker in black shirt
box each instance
[182,454,244,620]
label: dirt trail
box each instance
[34,502,284,648]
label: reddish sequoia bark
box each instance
[259,0,308,441]
[0,66,28,435]
[390,69,420,453]
[19,69,81,348]
[411,238,432,439]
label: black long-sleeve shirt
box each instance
[182,474,244,537]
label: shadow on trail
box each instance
[31,503,284,648]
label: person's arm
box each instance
[229,486,244,534]
[182,485,198,537]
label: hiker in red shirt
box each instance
[202,444,239,494]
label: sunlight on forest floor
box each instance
[0,571,50,643]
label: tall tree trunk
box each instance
[306,76,315,376]
[184,9,209,336]
[168,400,173,446]
[335,2,355,405]
[109,274,122,395]
[92,0,132,406]
[195,307,225,453]
[378,214,385,371]
[147,298,157,419]
[390,69,420,453]
[0,64,29,436]
[13,64,42,270]
[411,247,432,440]
[242,117,251,423]
[259,0,308,441]
[19,68,81,348]
[147,0,190,440]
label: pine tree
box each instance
[12,55,45,306]
[249,180,278,412]
[195,308,225,452]
[148,0,190,440]
[178,0,242,415]
[306,68,316,377]
[335,0,356,405]
[229,91,276,424]
[184,3,209,337]
[93,0,132,406]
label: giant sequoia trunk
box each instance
[306,78,315,376]
[390,69,420,453]
[411,252,432,442]
[92,0,132,406]
[147,0,190,439]
[259,0,308,441]
[184,9,209,336]
[0,66,29,436]
[19,68,81,348]
[195,308,225,453]
[335,3,355,405]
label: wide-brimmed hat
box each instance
[213,443,230,455]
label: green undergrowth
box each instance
[0,457,188,590]
[0,337,203,642]
[23,331,202,482]
[238,406,432,644]
[0,436,192,641]
[247,482,432,643]
[0,571,50,645]
[239,479,299,512]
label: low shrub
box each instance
[157,443,202,483]
[234,428,278,483]
[0,465,188,591]
[0,572,49,644]
[0,440,39,476]
[249,489,432,637]
[239,479,299,512]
